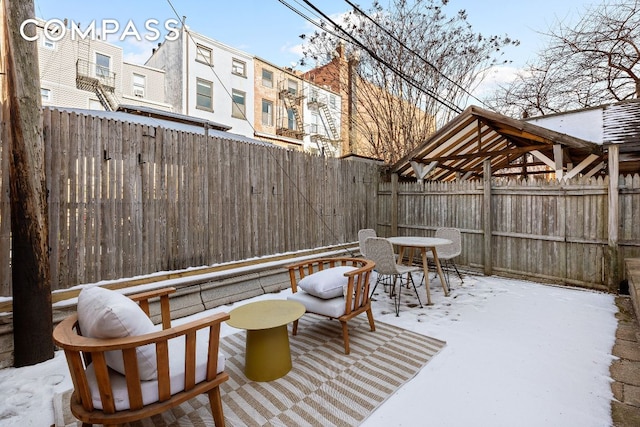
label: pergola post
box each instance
[608,144,620,291]
[391,173,398,236]
[553,144,564,180]
[483,160,492,276]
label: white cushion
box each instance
[77,286,158,380]
[297,266,356,299]
[85,328,226,411]
[288,292,346,318]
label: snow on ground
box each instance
[0,273,618,427]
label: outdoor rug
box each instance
[57,314,445,427]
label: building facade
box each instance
[145,25,344,155]
[253,57,342,155]
[32,19,170,112]
[252,58,303,150]
[145,25,255,138]
[304,43,435,162]
[32,19,345,156]
[301,80,341,156]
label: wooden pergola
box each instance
[392,105,605,181]
[388,104,628,290]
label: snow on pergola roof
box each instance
[392,105,605,181]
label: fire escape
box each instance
[75,58,119,111]
[277,82,305,140]
[307,94,340,155]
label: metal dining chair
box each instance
[364,237,423,316]
[427,227,463,288]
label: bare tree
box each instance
[301,0,518,163]
[489,1,640,118]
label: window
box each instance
[287,108,296,130]
[261,99,273,126]
[329,95,336,108]
[95,53,111,78]
[42,38,55,49]
[287,79,298,95]
[310,113,319,133]
[40,88,51,103]
[196,44,212,64]
[232,89,246,118]
[310,89,319,102]
[262,69,273,88]
[133,74,145,97]
[232,58,246,77]
[196,78,213,111]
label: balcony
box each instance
[76,59,116,91]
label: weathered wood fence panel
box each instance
[4,107,639,295]
[620,174,640,267]
[0,109,381,295]
[378,175,640,290]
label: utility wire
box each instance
[297,0,463,114]
[343,0,488,108]
[277,0,352,48]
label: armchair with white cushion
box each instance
[287,257,376,355]
[53,286,229,427]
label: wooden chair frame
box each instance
[52,287,229,427]
[287,257,376,354]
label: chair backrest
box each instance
[287,257,376,316]
[434,227,462,258]
[364,237,400,275]
[52,287,229,422]
[358,229,377,257]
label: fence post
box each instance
[608,145,619,291]
[391,173,398,236]
[483,160,492,276]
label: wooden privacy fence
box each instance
[0,108,381,295]
[2,108,639,296]
[377,175,640,291]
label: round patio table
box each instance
[386,236,452,305]
[227,299,305,382]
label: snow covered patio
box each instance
[0,273,619,426]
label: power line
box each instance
[277,0,352,49]
[343,0,488,108]
[296,0,463,114]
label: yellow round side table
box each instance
[227,299,305,382]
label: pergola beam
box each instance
[530,150,556,168]
[410,160,437,181]
[411,144,549,164]
[563,154,600,180]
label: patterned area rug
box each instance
[59,315,445,427]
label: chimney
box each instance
[336,41,346,60]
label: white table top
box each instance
[386,236,452,247]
